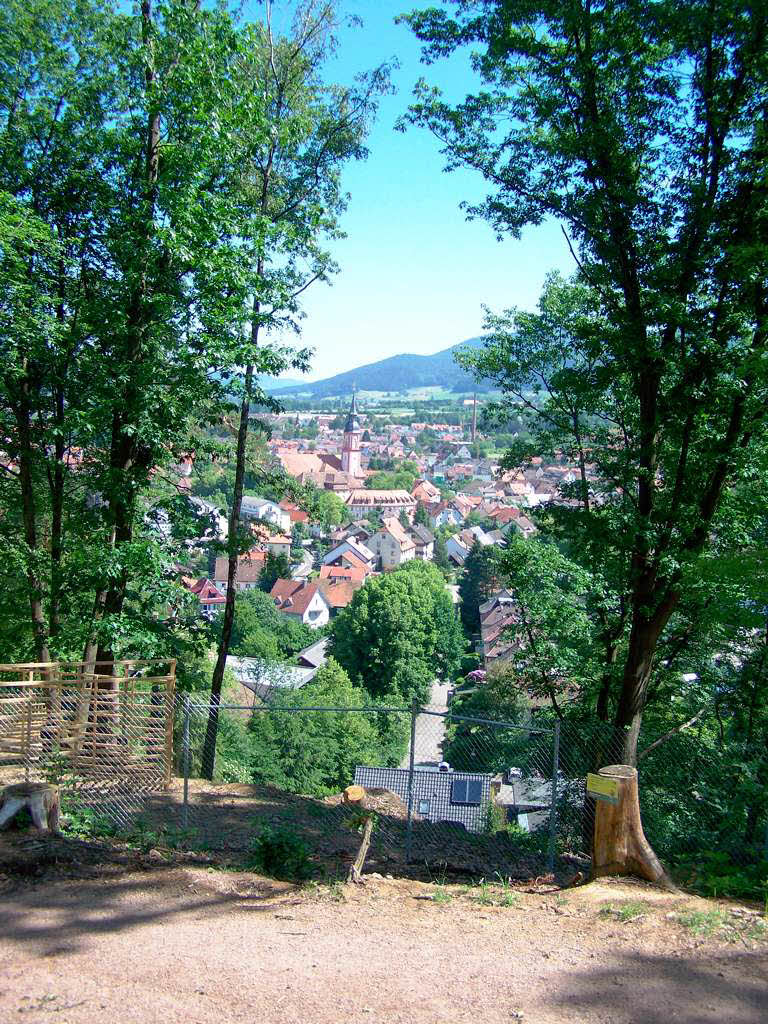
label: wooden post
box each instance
[342,785,375,884]
[591,764,676,890]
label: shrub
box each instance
[247,825,313,881]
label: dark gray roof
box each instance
[344,392,361,433]
[409,524,435,544]
[354,764,492,833]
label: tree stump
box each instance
[0,783,61,833]
[341,785,375,884]
[591,765,675,890]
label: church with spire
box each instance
[272,391,367,492]
[341,390,362,478]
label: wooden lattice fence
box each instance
[0,661,175,816]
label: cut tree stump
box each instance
[0,782,61,833]
[591,765,676,890]
[341,785,375,884]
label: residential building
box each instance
[319,563,368,585]
[478,589,518,668]
[366,515,416,571]
[318,577,362,615]
[354,764,492,833]
[182,577,225,618]
[428,503,463,530]
[411,478,441,505]
[342,488,417,521]
[409,523,435,561]
[227,657,316,704]
[213,550,266,592]
[445,532,471,567]
[511,515,538,540]
[279,499,309,525]
[240,496,291,533]
[321,538,376,574]
[270,579,330,629]
[249,524,292,557]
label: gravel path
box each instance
[0,869,765,1024]
[400,680,452,768]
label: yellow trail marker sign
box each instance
[586,773,619,805]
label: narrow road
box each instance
[400,680,452,769]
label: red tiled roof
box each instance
[270,579,327,616]
[319,564,367,584]
[318,578,362,609]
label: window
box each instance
[418,799,431,815]
[451,779,483,806]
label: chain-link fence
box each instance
[3,676,765,890]
[131,697,564,880]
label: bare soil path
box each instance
[0,863,765,1024]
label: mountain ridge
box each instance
[265,337,488,397]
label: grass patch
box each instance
[599,900,648,923]
[463,877,520,909]
[676,909,728,937]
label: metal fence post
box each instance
[405,698,419,864]
[181,693,191,829]
[546,720,561,873]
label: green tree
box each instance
[312,489,346,530]
[247,659,387,794]
[215,590,314,660]
[405,1,768,761]
[330,560,465,702]
[259,552,292,594]
[204,3,387,775]
[458,542,503,636]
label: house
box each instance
[478,589,518,667]
[182,577,225,619]
[295,636,329,670]
[321,538,376,574]
[270,579,330,629]
[491,769,557,833]
[510,515,538,540]
[279,499,309,525]
[213,549,266,592]
[428,503,463,530]
[411,478,441,506]
[319,563,367,585]
[444,528,492,567]
[249,524,292,557]
[445,532,472,566]
[187,497,228,542]
[341,489,417,522]
[409,523,435,561]
[227,656,317,703]
[318,577,362,614]
[366,516,416,571]
[240,496,292,533]
[354,763,492,833]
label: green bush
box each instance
[247,825,313,881]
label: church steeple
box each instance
[344,389,361,433]
[341,390,362,478]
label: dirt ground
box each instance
[0,849,766,1024]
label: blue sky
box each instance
[268,1,574,380]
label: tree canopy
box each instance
[405,0,768,762]
[329,560,465,703]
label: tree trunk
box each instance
[15,378,51,664]
[591,764,675,890]
[202,357,256,779]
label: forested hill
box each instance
[269,337,489,397]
